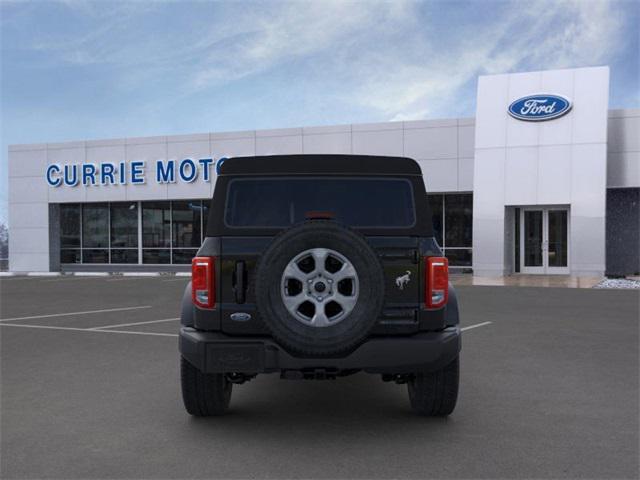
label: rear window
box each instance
[225,177,415,228]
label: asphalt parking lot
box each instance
[1,276,638,479]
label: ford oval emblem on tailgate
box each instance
[230,312,252,322]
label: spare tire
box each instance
[255,221,385,356]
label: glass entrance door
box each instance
[519,208,569,274]
[547,210,569,273]
[522,210,545,273]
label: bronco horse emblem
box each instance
[395,270,411,290]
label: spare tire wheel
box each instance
[255,221,385,356]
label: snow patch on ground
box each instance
[593,278,640,289]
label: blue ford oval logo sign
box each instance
[508,94,572,121]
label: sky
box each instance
[1,0,638,225]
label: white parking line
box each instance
[0,306,152,323]
[42,277,107,283]
[90,317,180,330]
[0,316,491,338]
[460,321,493,331]
[0,323,177,337]
[105,277,150,282]
[0,276,41,282]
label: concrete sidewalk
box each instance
[451,274,602,288]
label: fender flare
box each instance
[444,282,460,326]
[180,281,195,327]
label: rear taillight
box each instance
[425,256,448,309]
[192,256,215,309]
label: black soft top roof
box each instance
[206,154,433,237]
[217,154,422,176]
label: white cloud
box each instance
[351,0,626,121]
[22,0,418,98]
[8,0,630,122]
[189,1,415,91]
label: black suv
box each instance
[179,155,461,416]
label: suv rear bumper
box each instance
[179,327,461,374]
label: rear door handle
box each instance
[233,261,246,304]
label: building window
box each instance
[82,203,109,263]
[142,201,171,264]
[443,248,472,267]
[82,249,109,264]
[202,201,209,234]
[427,193,473,268]
[444,194,473,247]
[171,200,202,264]
[60,249,81,263]
[57,195,468,269]
[60,204,81,263]
[428,195,443,246]
[60,200,207,266]
[111,249,139,264]
[110,202,138,264]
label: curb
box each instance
[2,271,192,277]
[121,272,162,277]
[71,272,110,277]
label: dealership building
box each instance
[7,66,640,276]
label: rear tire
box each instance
[408,356,459,416]
[181,357,232,416]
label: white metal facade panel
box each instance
[255,134,303,156]
[352,129,403,156]
[473,66,610,276]
[475,74,509,149]
[457,157,474,191]
[8,204,49,272]
[606,109,640,188]
[9,253,50,272]
[303,132,352,154]
[7,227,49,254]
[607,151,640,188]
[537,145,572,204]
[457,125,475,158]
[8,146,48,178]
[608,114,640,153]
[210,136,256,158]
[418,159,458,192]
[404,127,458,160]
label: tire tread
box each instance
[408,356,459,416]
[181,357,232,416]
